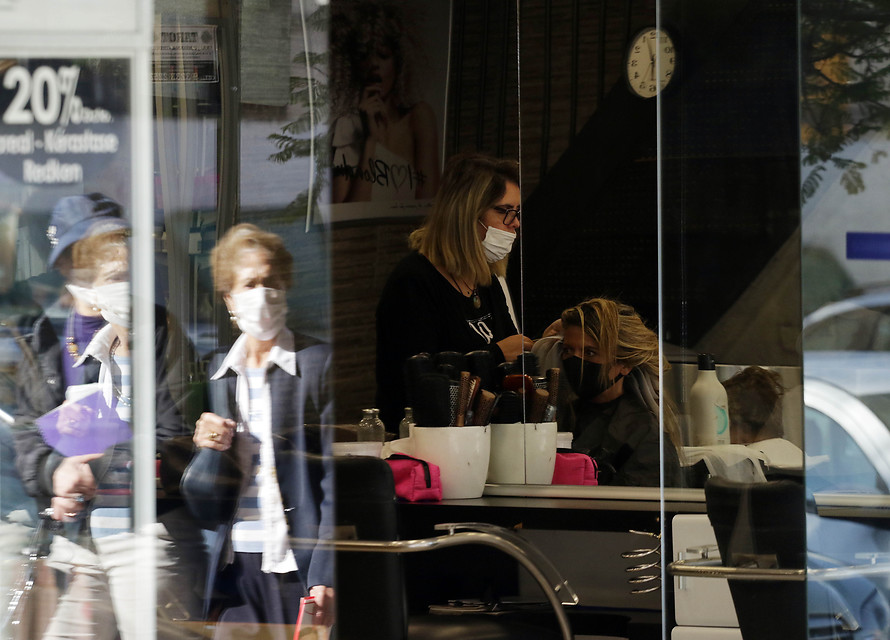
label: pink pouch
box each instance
[552,453,598,485]
[385,454,443,501]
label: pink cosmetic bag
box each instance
[552,453,598,485]
[385,454,443,501]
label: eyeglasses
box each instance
[492,205,521,225]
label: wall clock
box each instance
[625,27,677,98]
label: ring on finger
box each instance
[209,432,220,441]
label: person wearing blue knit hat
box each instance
[46,193,127,269]
[42,194,130,384]
[13,200,205,639]
[12,194,129,638]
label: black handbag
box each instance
[178,363,246,529]
[179,439,244,529]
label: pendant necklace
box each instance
[450,274,480,309]
[66,312,80,358]
[66,311,100,359]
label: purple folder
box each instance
[36,390,132,457]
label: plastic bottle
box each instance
[689,354,730,446]
[398,407,414,440]
[357,408,386,443]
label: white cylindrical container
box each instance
[689,353,730,446]
[488,422,525,484]
[413,426,491,499]
[524,422,558,484]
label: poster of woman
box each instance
[325,0,450,222]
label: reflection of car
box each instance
[804,375,890,495]
[803,289,890,492]
[803,288,890,492]
[803,288,890,351]
[803,375,890,636]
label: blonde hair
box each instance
[211,223,293,294]
[72,227,130,285]
[561,297,681,449]
[409,152,519,286]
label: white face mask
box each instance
[65,283,98,309]
[93,281,131,328]
[229,287,287,341]
[479,221,516,263]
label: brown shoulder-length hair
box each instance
[561,297,681,450]
[409,152,519,286]
[723,366,785,441]
[210,223,293,294]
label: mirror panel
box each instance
[800,1,890,636]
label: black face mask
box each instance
[561,356,624,400]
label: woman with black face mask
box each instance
[557,297,682,487]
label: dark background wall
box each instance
[515,0,801,356]
[330,0,802,423]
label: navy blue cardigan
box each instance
[202,336,335,599]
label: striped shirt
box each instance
[214,332,297,574]
[74,327,133,538]
[110,353,132,422]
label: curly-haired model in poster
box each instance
[330,1,442,204]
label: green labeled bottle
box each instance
[689,353,730,446]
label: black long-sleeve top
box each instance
[375,251,518,431]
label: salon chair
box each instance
[704,477,807,640]
[702,478,890,640]
[331,455,575,640]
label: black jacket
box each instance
[375,251,517,430]
[570,391,682,487]
[201,332,335,595]
[13,308,189,512]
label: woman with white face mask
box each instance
[15,195,128,525]
[190,224,335,637]
[14,226,207,640]
[375,152,533,432]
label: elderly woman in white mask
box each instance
[375,152,532,432]
[14,225,205,640]
[191,224,334,637]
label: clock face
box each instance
[625,28,676,98]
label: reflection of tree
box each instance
[267,4,329,224]
[801,3,890,202]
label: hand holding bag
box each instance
[180,438,244,529]
[179,364,244,529]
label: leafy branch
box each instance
[801,1,890,203]
[267,4,330,222]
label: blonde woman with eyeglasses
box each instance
[375,152,532,431]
